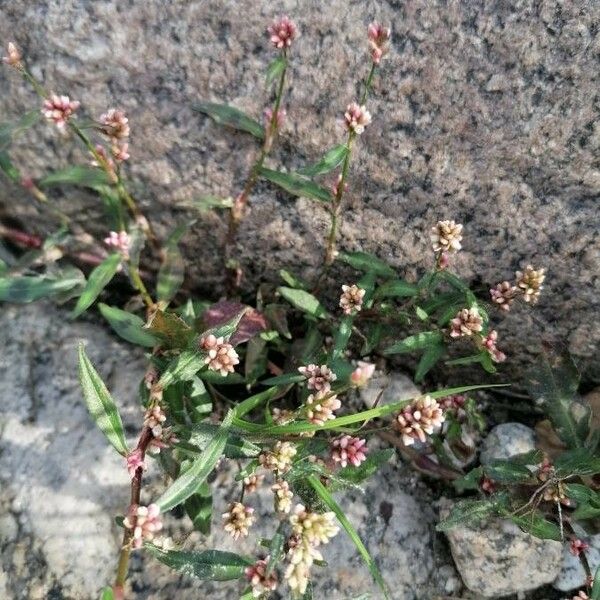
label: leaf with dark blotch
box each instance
[147,310,193,349]
[259,167,333,203]
[384,331,443,355]
[202,300,267,345]
[71,253,121,318]
[278,287,328,319]
[509,512,562,541]
[78,344,128,456]
[526,350,589,449]
[98,303,158,347]
[415,343,445,382]
[436,498,497,531]
[0,273,83,303]
[193,102,264,139]
[146,546,253,581]
[156,411,233,511]
[298,144,349,177]
[337,251,396,278]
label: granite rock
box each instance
[0,0,599,385]
[554,533,600,592]
[480,422,537,465]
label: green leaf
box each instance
[182,196,233,212]
[234,386,281,417]
[156,411,233,511]
[0,151,21,182]
[98,303,158,347]
[436,499,497,531]
[332,315,353,360]
[39,166,113,192]
[278,286,327,319]
[526,351,588,449]
[99,587,115,600]
[157,225,187,305]
[78,344,128,456]
[298,144,349,177]
[0,273,83,303]
[259,167,332,203]
[184,481,212,534]
[383,331,443,355]
[509,512,562,541]
[187,422,261,458]
[307,475,389,599]
[193,102,264,139]
[554,448,600,477]
[336,449,394,485]
[337,251,396,278]
[71,253,121,318]
[564,483,596,504]
[159,349,207,389]
[483,460,535,484]
[592,566,600,600]
[374,279,418,299]
[146,546,252,581]
[414,343,445,382]
[266,523,286,576]
[266,56,286,86]
[279,269,308,289]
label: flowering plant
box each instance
[3,14,596,600]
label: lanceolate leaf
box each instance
[509,512,562,541]
[0,110,41,150]
[98,303,158,347]
[193,102,264,139]
[39,166,113,192]
[0,273,83,303]
[156,411,233,512]
[159,349,207,388]
[436,499,497,531]
[384,331,443,355]
[185,481,213,534]
[259,167,332,203]
[526,350,589,449]
[307,475,389,599]
[278,286,327,319]
[186,422,261,458]
[337,251,396,278]
[298,144,349,177]
[375,279,418,299]
[592,567,600,600]
[146,546,252,581]
[78,344,128,456]
[157,224,188,305]
[554,448,600,477]
[414,343,445,382]
[71,253,121,318]
[266,56,286,86]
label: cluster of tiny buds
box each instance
[438,394,467,413]
[344,102,372,134]
[2,42,22,67]
[123,503,162,549]
[272,479,294,514]
[245,557,278,598]
[367,22,391,64]
[350,360,376,387]
[298,363,336,392]
[332,173,348,197]
[306,390,342,425]
[570,539,589,557]
[543,481,570,506]
[143,404,176,454]
[339,283,366,315]
[259,441,297,474]
[264,107,286,129]
[490,265,546,310]
[126,448,146,479]
[480,330,506,363]
[394,395,445,446]
[42,94,80,130]
[199,334,240,376]
[450,307,483,338]
[99,108,130,164]
[243,473,264,494]
[571,590,589,600]
[480,476,496,494]
[104,230,131,260]
[330,435,368,468]
[222,502,255,540]
[430,220,463,255]
[267,16,298,49]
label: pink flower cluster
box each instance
[350,361,376,387]
[480,330,506,363]
[330,435,368,468]
[245,558,278,598]
[123,503,163,549]
[42,94,80,130]
[298,364,336,392]
[344,102,372,134]
[570,539,589,557]
[2,42,21,66]
[367,22,391,64]
[306,391,341,425]
[267,16,298,49]
[264,107,286,129]
[99,108,130,164]
[104,230,131,260]
[199,334,240,376]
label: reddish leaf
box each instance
[203,300,267,345]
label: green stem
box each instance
[129,263,154,308]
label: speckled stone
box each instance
[0,0,599,387]
[554,533,600,592]
[479,422,537,465]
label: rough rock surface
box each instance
[359,371,421,408]
[1,1,599,384]
[554,533,600,592]
[0,301,460,599]
[479,422,537,465]
[444,508,563,597]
